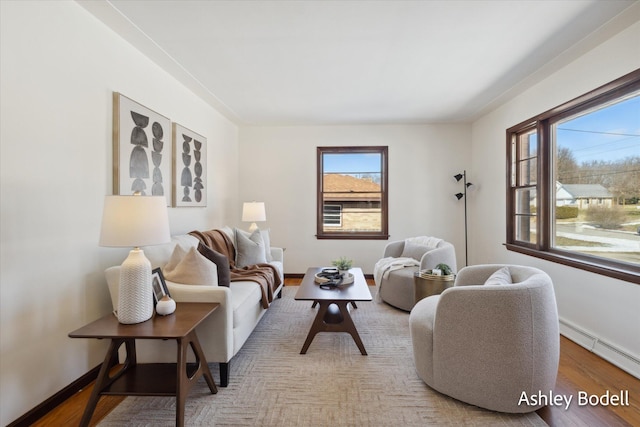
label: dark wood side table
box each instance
[69,302,219,427]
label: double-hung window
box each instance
[507,69,640,283]
[317,146,389,239]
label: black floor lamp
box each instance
[454,171,473,267]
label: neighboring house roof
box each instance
[557,183,613,199]
[323,174,380,201]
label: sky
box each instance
[556,92,640,164]
[322,153,382,174]
[321,93,639,173]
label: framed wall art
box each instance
[172,123,207,207]
[113,92,172,206]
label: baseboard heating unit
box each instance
[560,317,640,379]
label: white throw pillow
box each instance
[484,267,513,286]
[163,246,217,286]
[235,228,267,268]
[163,244,187,272]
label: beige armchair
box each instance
[374,237,457,311]
[409,264,559,413]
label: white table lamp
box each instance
[100,195,170,324]
[242,201,266,232]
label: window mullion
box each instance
[538,120,549,251]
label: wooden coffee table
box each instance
[68,302,219,427]
[295,267,372,355]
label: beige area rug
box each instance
[98,286,546,426]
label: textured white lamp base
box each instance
[117,248,153,324]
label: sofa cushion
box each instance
[164,246,218,286]
[235,228,267,267]
[229,281,264,327]
[197,242,231,287]
[484,266,512,286]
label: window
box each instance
[507,69,640,283]
[323,204,342,227]
[317,146,389,239]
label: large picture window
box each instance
[507,70,639,283]
[317,146,389,239]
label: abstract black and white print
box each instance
[172,123,207,207]
[113,93,172,206]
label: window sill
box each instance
[505,243,639,284]
[316,234,390,240]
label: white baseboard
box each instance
[559,317,640,379]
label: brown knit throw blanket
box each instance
[189,229,281,308]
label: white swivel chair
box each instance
[376,237,457,311]
[409,264,560,413]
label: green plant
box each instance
[332,256,353,270]
[585,206,626,229]
[434,263,453,275]
[556,205,579,219]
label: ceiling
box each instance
[79,1,637,125]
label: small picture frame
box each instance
[151,268,170,304]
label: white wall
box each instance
[0,1,239,424]
[239,124,470,274]
[1,1,638,424]
[469,21,640,375]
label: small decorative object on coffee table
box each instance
[331,256,353,275]
[314,267,354,288]
[414,263,455,306]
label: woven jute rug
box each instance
[98,286,546,426]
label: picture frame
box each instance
[151,267,170,304]
[172,123,207,207]
[113,92,172,206]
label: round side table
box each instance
[413,272,455,305]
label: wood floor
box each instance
[30,280,640,427]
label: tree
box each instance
[556,147,580,184]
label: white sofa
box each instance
[105,228,284,386]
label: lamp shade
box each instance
[242,202,266,222]
[99,195,171,248]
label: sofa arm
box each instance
[167,282,231,305]
[166,282,234,363]
[270,247,284,263]
[104,266,121,312]
[383,240,405,258]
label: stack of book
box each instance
[417,269,455,280]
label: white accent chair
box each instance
[409,264,560,413]
[376,237,457,311]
